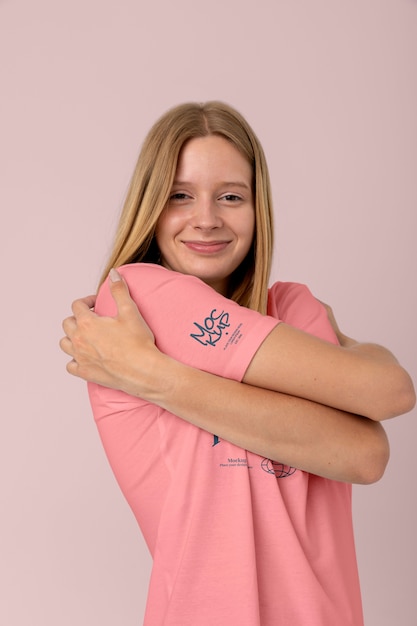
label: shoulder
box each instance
[116,262,173,288]
[267,281,319,321]
[95,263,198,315]
[268,281,338,343]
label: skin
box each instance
[60,137,415,484]
[155,136,255,294]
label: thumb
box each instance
[109,267,124,284]
[108,267,154,341]
[108,268,135,314]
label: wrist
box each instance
[123,349,181,405]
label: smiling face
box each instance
[155,135,255,295]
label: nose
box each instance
[190,197,223,230]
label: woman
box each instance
[61,102,415,625]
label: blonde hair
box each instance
[100,101,274,313]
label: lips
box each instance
[183,240,230,254]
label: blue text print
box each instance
[190,309,230,346]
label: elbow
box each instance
[400,370,416,415]
[372,367,416,421]
[355,422,390,485]
[392,367,416,417]
[357,450,389,485]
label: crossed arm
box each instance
[60,269,415,484]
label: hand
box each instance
[60,269,160,396]
[318,300,357,348]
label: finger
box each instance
[72,295,97,316]
[59,335,74,356]
[108,268,136,315]
[66,358,79,377]
[62,315,77,335]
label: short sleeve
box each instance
[95,264,280,383]
[267,281,339,345]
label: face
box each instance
[155,135,255,295]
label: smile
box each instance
[182,241,231,254]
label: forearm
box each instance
[243,323,415,422]
[129,353,389,485]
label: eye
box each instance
[169,192,191,202]
[220,194,243,202]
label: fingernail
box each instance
[109,268,122,282]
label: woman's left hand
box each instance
[60,269,162,397]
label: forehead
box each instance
[175,135,252,183]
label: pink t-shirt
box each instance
[88,264,363,626]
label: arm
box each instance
[62,267,415,421]
[62,288,389,484]
[148,356,390,484]
[243,322,414,421]
[60,268,413,482]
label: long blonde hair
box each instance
[100,101,274,313]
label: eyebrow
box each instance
[172,180,251,190]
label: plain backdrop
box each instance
[1,0,416,624]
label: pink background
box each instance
[1,0,416,624]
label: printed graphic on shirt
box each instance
[190,306,247,353]
[190,308,230,346]
[211,437,296,476]
[261,458,296,478]
[219,456,253,470]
